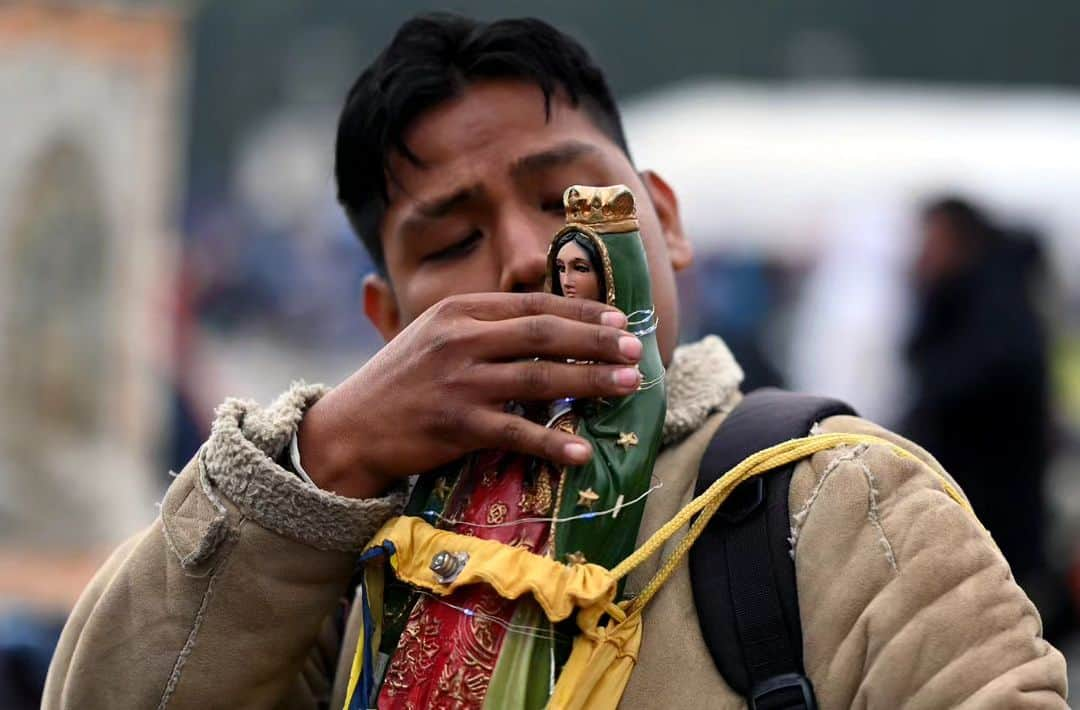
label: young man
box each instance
[45,14,1067,709]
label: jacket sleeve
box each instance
[43,383,405,709]
[790,416,1068,709]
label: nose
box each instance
[495,208,551,293]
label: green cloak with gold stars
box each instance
[372,184,666,709]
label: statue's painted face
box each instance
[555,239,600,301]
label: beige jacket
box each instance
[44,337,1068,709]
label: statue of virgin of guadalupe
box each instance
[348,185,666,710]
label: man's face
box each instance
[364,80,692,361]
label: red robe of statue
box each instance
[377,445,565,709]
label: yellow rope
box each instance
[612,433,973,616]
[547,432,978,709]
[346,432,976,710]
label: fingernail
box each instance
[564,442,591,463]
[600,310,627,328]
[613,367,640,388]
[618,335,642,360]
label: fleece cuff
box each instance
[201,382,405,552]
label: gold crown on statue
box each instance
[563,184,639,233]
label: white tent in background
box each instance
[624,81,1080,422]
[623,81,1080,292]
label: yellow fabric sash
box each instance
[349,433,975,710]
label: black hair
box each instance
[334,13,630,271]
[923,196,998,250]
[550,230,607,300]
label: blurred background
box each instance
[2,1,1079,705]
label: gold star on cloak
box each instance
[616,432,639,449]
[576,487,600,509]
[432,477,451,502]
[566,551,587,566]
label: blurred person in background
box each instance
[43,14,1067,710]
[903,196,1054,595]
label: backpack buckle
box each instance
[750,673,816,710]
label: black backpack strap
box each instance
[689,388,856,710]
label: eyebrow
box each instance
[399,183,483,234]
[397,140,596,232]
[511,140,597,178]
[414,184,482,219]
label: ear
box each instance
[363,273,402,342]
[640,170,693,271]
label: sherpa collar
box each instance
[661,335,744,445]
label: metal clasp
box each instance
[429,550,469,584]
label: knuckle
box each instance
[521,291,547,316]
[453,324,482,352]
[428,330,452,354]
[595,324,610,353]
[576,297,593,322]
[434,364,466,393]
[523,315,553,345]
[576,296,604,323]
[427,320,477,357]
[427,324,464,356]
[457,299,479,320]
[500,419,528,448]
[589,365,612,391]
[431,296,463,320]
[453,293,486,320]
[521,362,551,396]
[456,406,484,439]
[427,405,461,436]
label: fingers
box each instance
[482,315,642,364]
[469,410,594,466]
[429,292,639,365]
[453,292,626,328]
[473,360,641,403]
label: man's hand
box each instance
[297,292,643,498]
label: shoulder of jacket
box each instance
[788,414,977,567]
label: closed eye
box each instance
[424,230,483,263]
